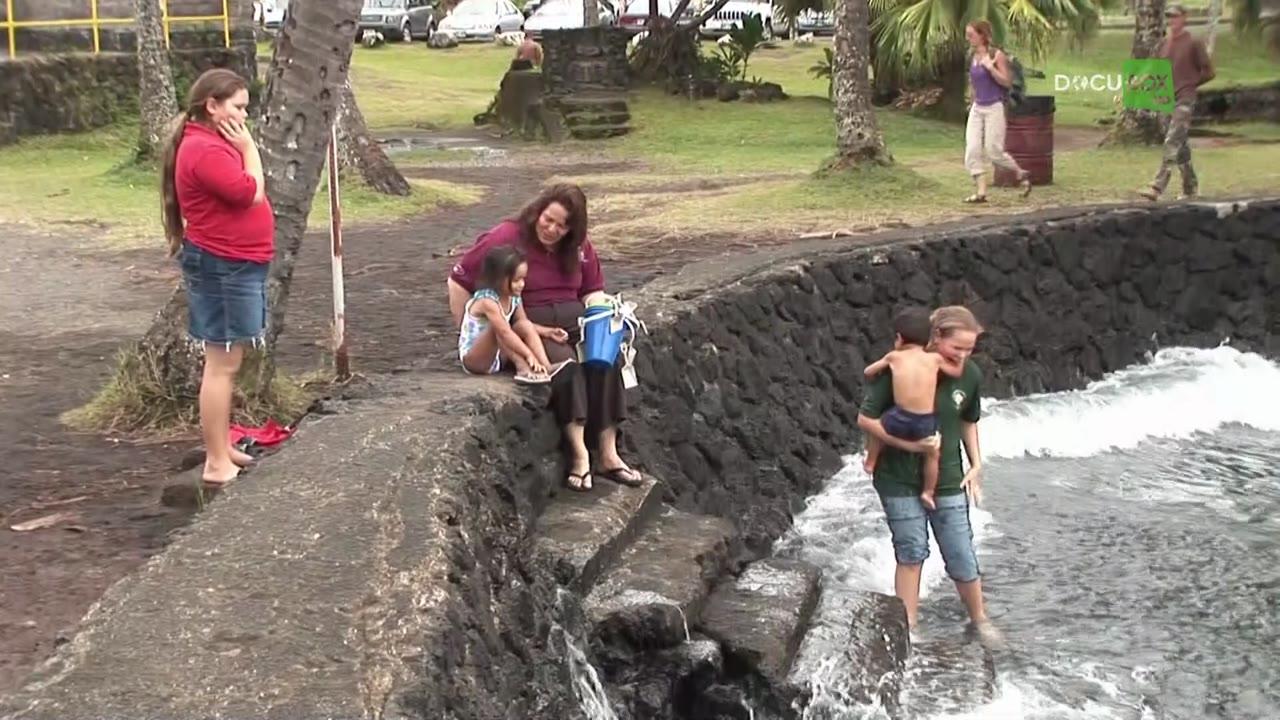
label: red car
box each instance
[618,0,695,35]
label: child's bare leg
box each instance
[492,326,540,373]
[463,328,509,375]
[863,435,882,474]
[920,444,940,511]
[515,321,551,367]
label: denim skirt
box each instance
[180,240,269,348]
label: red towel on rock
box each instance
[229,420,293,447]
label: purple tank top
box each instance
[970,59,1004,106]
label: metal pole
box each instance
[327,123,351,380]
[220,0,230,48]
[90,0,100,53]
[5,0,16,59]
[161,0,170,48]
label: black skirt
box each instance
[524,300,627,441]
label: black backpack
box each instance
[1005,53,1027,109]
[989,48,1026,109]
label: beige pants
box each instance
[964,102,1023,177]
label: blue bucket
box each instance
[580,305,627,368]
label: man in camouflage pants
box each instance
[1140,4,1215,201]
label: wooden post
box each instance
[327,123,351,380]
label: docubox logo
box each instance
[1050,59,1174,113]
[1121,58,1175,112]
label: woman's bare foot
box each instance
[202,462,240,487]
[230,446,255,467]
[568,452,592,491]
[863,456,877,475]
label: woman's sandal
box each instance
[598,465,644,487]
[566,471,593,492]
[963,194,988,204]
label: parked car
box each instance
[437,0,525,41]
[618,0,695,35]
[699,0,782,39]
[259,0,288,30]
[794,8,834,35]
[524,0,618,38]
[359,0,440,42]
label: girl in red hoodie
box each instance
[160,69,274,486]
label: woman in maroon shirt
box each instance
[448,184,641,491]
[159,69,274,486]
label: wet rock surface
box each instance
[585,508,740,650]
[699,558,822,686]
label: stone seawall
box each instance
[0,45,256,146]
[3,200,1276,719]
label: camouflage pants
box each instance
[1150,103,1198,196]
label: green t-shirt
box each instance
[859,362,983,497]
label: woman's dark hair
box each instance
[514,182,589,275]
[478,245,527,294]
[159,68,250,257]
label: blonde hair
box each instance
[930,305,984,339]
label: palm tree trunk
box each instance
[336,76,411,196]
[828,0,891,169]
[248,0,366,397]
[134,0,179,160]
[1107,0,1167,145]
[583,0,601,26]
[934,54,969,124]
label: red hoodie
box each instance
[175,122,275,263]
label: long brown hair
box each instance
[967,20,995,49]
[514,183,589,275]
[160,68,249,257]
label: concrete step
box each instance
[585,507,738,650]
[555,92,629,114]
[568,123,631,140]
[563,110,632,128]
[697,558,822,688]
[531,475,664,593]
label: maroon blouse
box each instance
[449,220,605,308]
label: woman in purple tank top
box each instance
[963,20,1031,203]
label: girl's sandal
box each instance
[963,194,988,204]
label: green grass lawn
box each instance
[0,124,480,248]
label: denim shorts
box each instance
[882,405,939,441]
[180,241,269,347]
[880,493,981,583]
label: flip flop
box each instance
[963,194,988,204]
[547,359,575,379]
[598,466,643,487]
[1019,174,1033,198]
[566,472,592,492]
[514,371,551,385]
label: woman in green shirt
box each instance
[857,306,996,641]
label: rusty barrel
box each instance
[995,95,1055,187]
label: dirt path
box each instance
[0,142,701,695]
[0,229,186,693]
